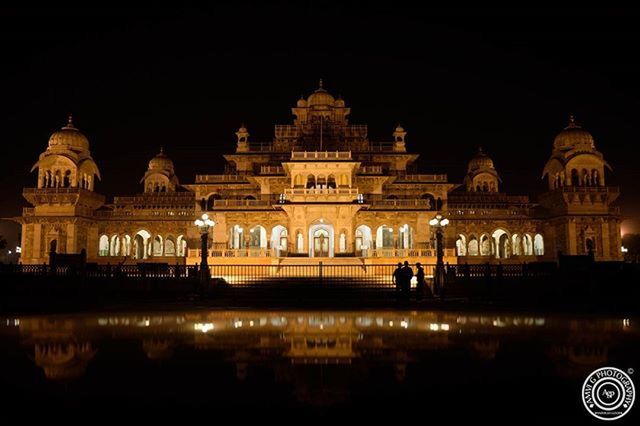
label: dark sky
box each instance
[1,4,640,245]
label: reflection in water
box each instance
[0,311,637,423]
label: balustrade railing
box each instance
[291,151,352,160]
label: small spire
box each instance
[63,114,76,129]
[567,113,579,128]
[319,78,323,89]
[159,146,164,154]
[478,146,484,154]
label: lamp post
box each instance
[429,214,449,298]
[194,213,215,284]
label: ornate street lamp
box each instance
[429,214,449,297]
[194,213,215,283]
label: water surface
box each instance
[0,310,637,425]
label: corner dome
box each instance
[553,115,595,150]
[48,116,89,151]
[148,148,174,173]
[468,147,495,172]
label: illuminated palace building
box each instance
[16,82,622,268]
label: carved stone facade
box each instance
[13,83,622,266]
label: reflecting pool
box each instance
[0,311,637,425]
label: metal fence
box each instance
[1,262,556,286]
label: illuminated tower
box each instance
[19,116,105,262]
[539,115,621,259]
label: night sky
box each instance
[1,4,640,247]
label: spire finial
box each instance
[319,78,323,89]
[567,113,578,128]
[478,146,484,154]
[64,114,76,129]
[160,146,164,154]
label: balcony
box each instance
[212,199,274,209]
[358,166,383,175]
[283,187,359,203]
[394,174,448,183]
[259,165,284,175]
[291,151,352,160]
[195,174,249,183]
[368,199,436,210]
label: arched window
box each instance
[492,229,510,259]
[229,225,245,249]
[249,225,267,249]
[294,174,305,187]
[586,237,595,253]
[63,170,72,188]
[99,235,109,256]
[511,234,522,256]
[523,234,533,256]
[338,174,349,187]
[592,169,600,186]
[571,169,580,186]
[316,175,327,188]
[376,225,394,248]
[306,175,315,189]
[109,235,120,256]
[270,225,288,256]
[123,235,132,256]
[534,234,544,256]
[296,230,304,253]
[133,230,151,260]
[176,235,187,257]
[456,234,467,256]
[339,231,347,253]
[165,236,176,256]
[480,234,491,256]
[582,169,591,186]
[327,175,336,189]
[355,225,373,256]
[153,235,163,256]
[467,236,479,256]
[398,224,413,249]
[244,195,256,200]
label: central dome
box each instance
[48,116,89,151]
[468,147,495,172]
[307,79,335,107]
[553,115,595,150]
[148,148,174,172]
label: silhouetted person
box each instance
[401,261,413,300]
[415,262,429,301]
[392,262,403,296]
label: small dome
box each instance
[307,79,335,107]
[395,124,405,133]
[468,147,495,172]
[553,115,595,150]
[296,97,307,107]
[48,116,89,151]
[148,148,174,172]
[334,97,345,107]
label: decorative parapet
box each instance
[291,151,352,160]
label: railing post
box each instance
[319,261,323,284]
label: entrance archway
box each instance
[308,221,334,257]
[313,229,330,257]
